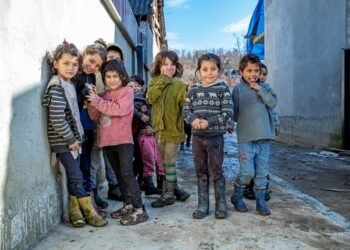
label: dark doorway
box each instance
[343,49,350,149]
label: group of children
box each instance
[42,39,277,228]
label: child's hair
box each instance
[260,62,268,74]
[129,75,145,86]
[94,38,108,49]
[150,50,183,77]
[196,53,222,71]
[83,43,107,62]
[48,40,81,74]
[239,54,261,72]
[101,59,129,87]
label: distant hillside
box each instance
[174,48,243,84]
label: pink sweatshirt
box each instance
[88,87,134,147]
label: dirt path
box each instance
[34,135,350,249]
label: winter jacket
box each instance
[88,87,134,147]
[147,74,186,143]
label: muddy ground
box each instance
[34,134,350,250]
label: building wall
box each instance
[0,1,115,249]
[265,0,346,147]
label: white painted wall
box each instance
[0,0,115,248]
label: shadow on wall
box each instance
[1,54,64,249]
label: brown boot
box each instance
[77,196,108,227]
[69,196,85,227]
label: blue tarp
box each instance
[246,0,264,60]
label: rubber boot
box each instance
[108,184,123,201]
[93,188,109,209]
[174,185,191,201]
[192,179,209,219]
[144,176,161,195]
[230,184,248,212]
[77,196,108,227]
[69,196,85,227]
[255,189,271,216]
[214,178,227,219]
[151,181,176,208]
[243,179,256,200]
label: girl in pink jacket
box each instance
[87,60,148,225]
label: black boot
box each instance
[93,188,109,209]
[192,179,209,219]
[174,186,191,202]
[144,176,161,195]
[214,178,227,219]
[151,181,176,208]
[108,184,123,201]
[243,179,256,200]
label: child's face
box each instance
[107,50,122,62]
[82,52,103,74]
[128,81,142,93]
[260,68,267,83]
[240,62,260,85]
[105,70,123,92]
[199,60,219,85]
[160,57,176,78]
[54,53,79,81]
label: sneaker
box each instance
[120,207,149,226]
[110,204,133,219]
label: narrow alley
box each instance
[34,134,350,250]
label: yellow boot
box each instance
[69,196,85,227]
[77,196,108,227]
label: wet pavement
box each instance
[34,133,350,250]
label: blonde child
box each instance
[42,41,107,227]
[147,51,191,208]
[87,60,148,225]
[184,53,233,219]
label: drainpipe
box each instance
[100,0,136,48]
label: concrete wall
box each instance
[265,0,346,148]
[0,1,116,249]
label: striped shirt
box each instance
[42,76,82,153]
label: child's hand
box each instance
[249,82,261,91]
[191,118,201,129]
[141,114,149,122]
[86,91,96,102]
[199,119,208,129]
[69,140,81,151]
[141,104,148,113]
[227,127,234,134]
[140,126,154,135]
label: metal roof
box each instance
[128,0,153,16]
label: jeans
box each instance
[80,129,94,192]
[235,140,270,190]
[192,135,224,180]
[57,152,88,197]
[138,134,165,177]
[104,144,143,208]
